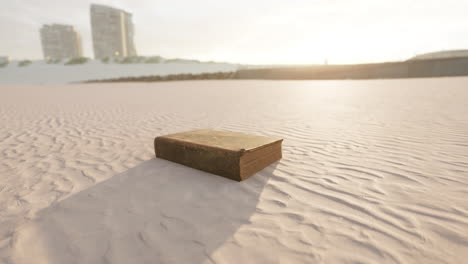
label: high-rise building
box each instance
[40,24,82,60]
[90,4,137,59]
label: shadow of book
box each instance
[14,158,279,263]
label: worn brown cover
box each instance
[154,129,283,181]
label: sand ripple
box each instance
[1,79,468,263]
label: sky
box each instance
[1,0,467,64]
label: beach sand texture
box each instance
[1,79,467,264]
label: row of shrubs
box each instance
[0,61,23,68]
[1,56,213,68]
[0,58,89,68]
[64,57,89,65]
[101,56,203,64]
[19,60,32,67]
[87,71,236,83]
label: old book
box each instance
[154,129,283,181]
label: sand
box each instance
[0,78,467,264]
[0,60,238,85]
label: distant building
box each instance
[40,24,83,60]
[90,4,137,59]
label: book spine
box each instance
[154,137,242,181]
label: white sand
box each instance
[1,79,468,264]
[0,60,238,85]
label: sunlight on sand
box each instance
[1,79,468,264]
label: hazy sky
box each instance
[1,0,467,64]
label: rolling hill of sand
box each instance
[0,60,238,85]
[1,79,467,263]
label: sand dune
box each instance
[1,79,468,263]
[0,60,238,85]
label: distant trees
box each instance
[165,58,200,64]
[106,56,157,64]
[117,56,146,64]
[86,71,235,83]
[110,56,202,64]
[18,60,32,67]
[1,56,219,68]
[46,58,62,64]
[65,57,89,65]
[144,56,163,64]
[96,56,206,64]
[0,57,10,67]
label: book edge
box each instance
[156,135,283,153]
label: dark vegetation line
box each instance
[85,57,468,83]
[85,71,236,83]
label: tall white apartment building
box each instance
[40,24,82,60]
[90,4,137,59]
